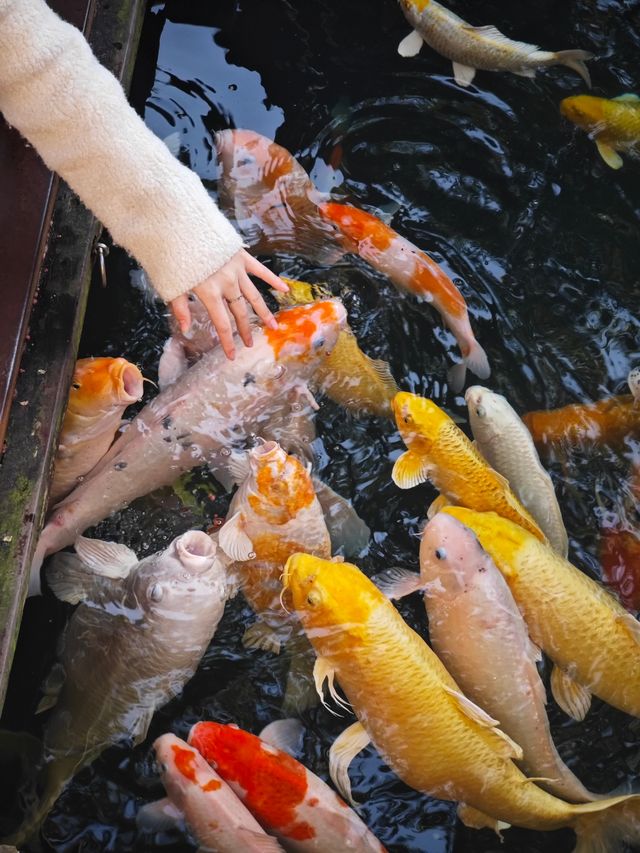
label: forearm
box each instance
[0,0,243,302]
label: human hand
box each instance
[169,249,289,359]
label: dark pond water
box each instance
[3,0,640,850]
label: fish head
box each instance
[442,507,526,565]
[264,299,347,368]
[283,553,382,650]
[133,530,223,617]
[465,385,511,442]
[560,95,606,132]
[216,129,300,192]
[628,367,640,401]
[420,512,493,597]
[392,392,447,453]
[67,357,144,417]
[245,440,317,525]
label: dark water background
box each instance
[3,0,640,850]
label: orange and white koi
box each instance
[318,202,489,389]
[50,357,144,504]
[138,733,284,852]
[189,719,386,852]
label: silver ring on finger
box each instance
[227,294,245,304]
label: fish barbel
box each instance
[138,734,285,852]
[318,202,489,389]
[11,531,229,845]
[283,552,639,845]
[50,357,144,504]
[189,719,387,852]
[30,300,347,593]
[379,513,597,803]
[441,506,640,721]
[466,386,568,556]
[275,277,399,417]
[397,0,592,88]
[561,94,640,170]
[392,392,546,540]
[522,394,639,454]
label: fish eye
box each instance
[435,548,447,560]
[403,414,413,424]
[187,293,196,302]
[313,337,326,350]
[306,588,322,607]
[475,405,486,418]
[272,364,287,380]
[149,583,164,602]
[72,382,81,390]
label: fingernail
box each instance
[267,318,278,330]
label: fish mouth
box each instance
[464,386,483,408]
[175,530,217,573]
[116,362,144,403]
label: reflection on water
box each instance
[3,0,640,850]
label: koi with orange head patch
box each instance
[522,394,640,456]
[318,202,489,390]
[392,392,546,540]
[189,720,386,852]
[50,357,144,504]
[137,733,284,853]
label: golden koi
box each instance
[392,392,546,540]
[561,94,640,170]
[283,552,639,846]
[398,0,592,88]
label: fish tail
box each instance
[572,793,640,853]
[463,339,491,385]
[554,50,593,88]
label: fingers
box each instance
[169,294,192,334]
[242,249,289,293]
[198,290,236,359]
[240,274,278,330]
[227,290,253,348]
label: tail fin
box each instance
[572,794,640,853]
[554,50,593,88]
[465,339,491,382]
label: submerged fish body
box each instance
[600,514,640,612]
[215,129,343,265]
[275,278,399,417]
[465,386,568,556]
[158,293,221,390]
[139,733,284,852]
[398,0,592,88]
[189,720,387,852]
[14,531,229,844]
[391,392,546,540]
[561,94,640,169]
[318,202,489,388]
[31,300,347,592]
[50,357,144,504]
[522,394,639,454]
[441,507,640,721]
[284,552,639,843]
[417,513,596,803]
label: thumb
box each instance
[170,294,192,334]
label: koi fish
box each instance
[189,719,386,852]
[628,367,640,401]
[138,733,284,852]
[441,506,640,721]
[561,94,640,170]
[275,278,399,417]
[379,513,597,803]
[398,0,592,88]
[318,203,489,389]
[466,386,568,556]
[11,531,229,845]
[392,392,546,540]
[31,300,347,594]
[283,552,639,846]
[522,394,639,454]
[600,522,640,613]
[50,357,144,504]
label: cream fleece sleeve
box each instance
[0,0,243,303]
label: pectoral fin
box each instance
[374,567,424,600]
[242,619,283,654]
[596,141,623,169]
[616,611,640,645]
[227,452,252,485]
[36,663,66,714]
[313,656,350,714]
[74,536,139,578]
[452,62,477,87]
[46,552,119,604]
[136,798,183,831]
[550,664,591,721]
[329,721,371,807]
[158,337,189,390]
[392,450,432,489]
[427,493,451,519]
[443,686,523,760]
[218,511,255,561]
[259,718,305,757]
[398,29,423,57]
[458,803,510,835]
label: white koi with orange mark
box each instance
[138,733,284,852]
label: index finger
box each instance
[242,251,289,293]
[199,292,236,360]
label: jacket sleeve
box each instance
[0,0,244,303]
